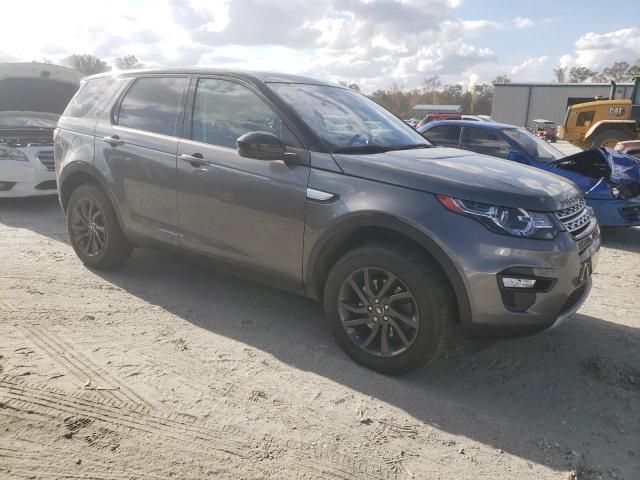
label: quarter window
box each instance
[117,77,187,136]
[460,127,512,159]
[63,78,120,119]
[422,125,461,147]
[191,79,282,149]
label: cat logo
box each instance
[608,107,625,115]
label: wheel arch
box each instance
[304,213,472,325]
[58,163,124,228]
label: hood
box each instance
[0,63,81,116]
[550,148,640,198]
[333,147,581,212]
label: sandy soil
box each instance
[0,196,638,480]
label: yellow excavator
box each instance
[557,76,640,149]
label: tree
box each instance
[568,66,596,83]
[62,54,110,75]
[599,61,631,82]
[115,54,143,70]
[338,81,361,92]
[492,75,511,85]
[553,67,567,83]
[627,58,640,78]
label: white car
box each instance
[0,63,81,197]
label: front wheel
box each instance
[323,244,456,375]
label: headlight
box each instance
[0,147,28,162]
[438,195,559,239]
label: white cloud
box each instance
[510,56,548,76]
[0,0,545,90]
[512,16,535,29]
[560,27,640,71]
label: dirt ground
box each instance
[1,195,638,480]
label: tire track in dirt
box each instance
[0,375,394,480]
[23,326,152,407]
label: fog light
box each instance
[502,277,537,289]
[0,181,16,191]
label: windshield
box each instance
[269,83,431,153]
[503,128,564,163]
[0,111,59,129]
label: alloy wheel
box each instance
[70,198,106,257]
[337,267,420,357]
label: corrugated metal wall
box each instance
[491,84,634,127]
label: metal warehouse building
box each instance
[491,82,635,127]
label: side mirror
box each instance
[507,150,530,164]
[237,131,290,161]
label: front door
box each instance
[176,77,310,289]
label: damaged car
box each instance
[419,120,640,227]
[0,63,81,197]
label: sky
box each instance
[1,0,639,92]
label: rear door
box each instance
[94,76,189,244]
[176,76,310,289]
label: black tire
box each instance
[590,128,634,149]
[67,183,132,270]
[323,243,456,375]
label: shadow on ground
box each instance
[92,245,639,478]
[0,196,67,243]
[2,196,639,477]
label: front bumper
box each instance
[0,153,56,198]
[435,213,600,339]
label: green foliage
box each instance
[115,55,144,70]
[61,54,110,75]
[568,66,596,83]
[368,80,493,118]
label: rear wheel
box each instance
[67,183,132,270]
[323,244,456,375]
[590,128,634,149]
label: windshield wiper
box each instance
[333,144,390,154]
[390,144,432,151]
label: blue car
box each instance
[418,120,640,227]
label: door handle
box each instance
[180,153,208,167]
[103,135,125,147]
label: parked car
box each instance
[0,63,81,197]
[529,119,557,143]
[461,115,495,122]
[419,120,640,227]
[415,113,461,129]
[614,140,640,159]
[56,69,599,375]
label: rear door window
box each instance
[116,77,188,136]
[422,125,461,147]
[460,127,512,159]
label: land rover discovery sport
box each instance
[55,69,600,374]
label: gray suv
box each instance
[55,69,600,374]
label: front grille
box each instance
[556,198,594,239]
[36,150,55,171]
